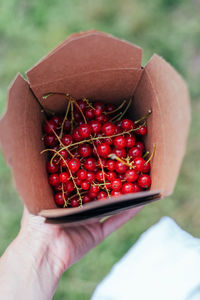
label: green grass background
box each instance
[0,0,200,299]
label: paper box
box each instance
[0,30,190,224]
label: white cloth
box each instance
[91,217,200,300]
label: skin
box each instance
[0,206,142,300]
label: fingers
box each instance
[102,206,143,238]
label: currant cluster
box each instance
[42,95,153,208]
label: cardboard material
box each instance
[0,30,190,224]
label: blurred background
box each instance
[0,0,200,299]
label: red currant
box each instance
[112,148,126,158]
[78,123,91,138]
[65,180,75,193]
[111,179,122,191]
[82,194,92,204]
[54,192,65,206]
[138,174,151,188]
[89,120,102,134]
[121,119,134,131]
[59,172,70,183]
[70,197,79,207]
[97,191,108,200]
[133,157,146,172]
[128,147,142,159]
[102,122,115,136]
[78,143,92,157]
[111,190,122,197]
[46,161,59,173]
[113,136,126,149]
[81,180,90,190]
[61,134,73,146]
[125,135,136,148]
[124,169,138,182]
[49,174,60,186]
[115,161,128,174]
[97,143,111,158]
[84,157,96,171]
[68,158,81,173]
[106,160,116,171]
[77,169,87,180]
[86,171,96,184]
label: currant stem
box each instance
[104,100,126,115]
[134,110,152,124]
[145,144,156,165]
[60,100,71,138]
[115,98,132,121]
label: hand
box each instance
[0,206,142,300]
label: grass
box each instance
[0,0,200,299]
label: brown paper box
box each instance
[0,30,190,225]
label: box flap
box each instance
[0,74,56,213]
[40,190,161,222]
[28,68,142,113]
[26,31,143,111]
[133,54,191,196]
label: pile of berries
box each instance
[42,95,154,208]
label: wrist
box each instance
[0,219,64,300]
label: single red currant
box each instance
[128,147,142,159]
[133,157,146,172]
[138,174,151,188]
[76,99,87,112]
[102,122,115,136]
[125,135,136,148]
[72,128,82,142]
[78,143,92,157]
[122,182,135,194]
[70,197,79,207]
[59,172,70,183]
[82,194,92,204]
[78,123,92,139]
[105,103,115,112]
[112,148,126,158]
[113,136,126,149]
[68,158,81,173]
[49,174,60,186]
[96,170,104,182]
[44,134,58,147]
[77,169,87,180]
[115,161,128,174]
[97,191,108,200]
[65,180,75,193]
[111,178,122,191]
[142,162,150,173]
[135,141,145,153]
[97,143,111,158]
[61,134,73,146]
[85,108,95,119]
[46,161,59,173]
[111,190,122,197]
[121,119,134,131]
[106,160,116,171]
[43,120,57,134]
[81,180,90,190]
[86,171,96,184]
[54,192,65,206]
[89,120,102,134]
[84,157,96,171]
[124,169,138,182]
[106,171,117,181]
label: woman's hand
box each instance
[0,206,141,300]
